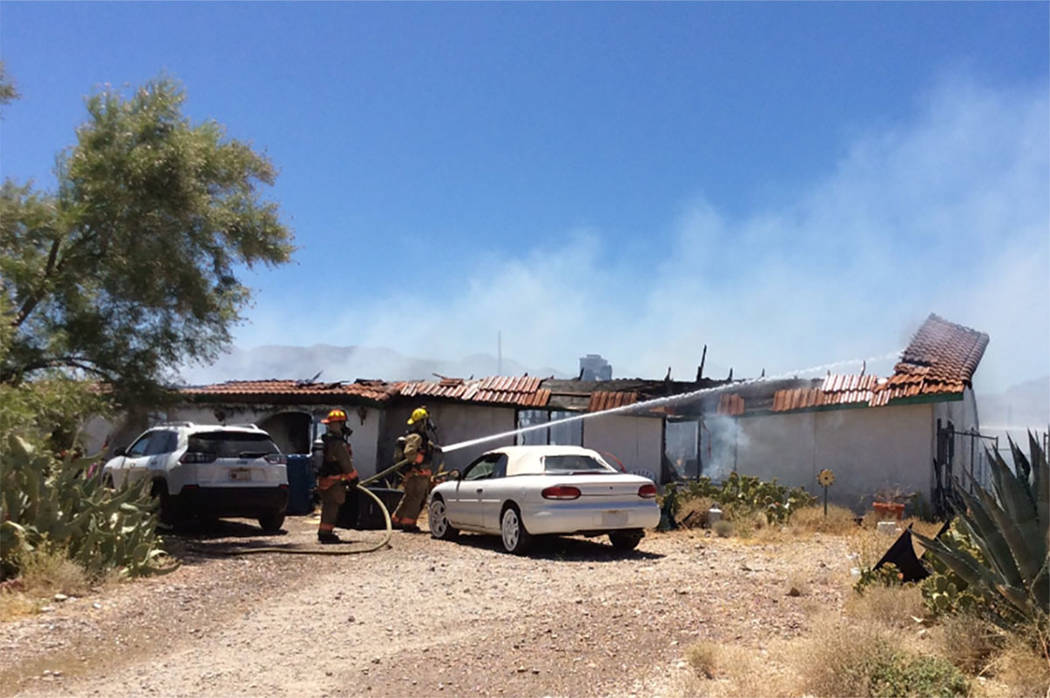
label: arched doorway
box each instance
[258,411,313,455]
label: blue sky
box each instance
[2,2,1048,394]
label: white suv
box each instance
[102,423,289,532]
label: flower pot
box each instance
[872,501,905,521]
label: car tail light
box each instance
[541,485,581,500]
[638,484,658,498]
[265,454,287,465]
[179,451,215,464]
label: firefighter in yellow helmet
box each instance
[390,406,439,532]
[316,408,359,543]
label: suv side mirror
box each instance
[447,469,460,481]
[113,446,126,457]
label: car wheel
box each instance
[429,496,459,540]
[258,511,285,533]
[500,504,533,555]
[609,529,644,550]
[152,480,176,527]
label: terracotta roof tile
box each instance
[871,314,988,404]
[587,391,639,412]
[717,394,745,416]
[181,379,394,402]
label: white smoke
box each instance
[224,75,1047,392]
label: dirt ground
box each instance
[0,515,851,698]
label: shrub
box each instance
[713,520,734,538]
[801,619,968,697]
[686,641,719,679]
[846,584,926,630]
[670,473,817,530]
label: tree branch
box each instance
[12,237,62,327]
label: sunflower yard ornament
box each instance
[817,468,835,516]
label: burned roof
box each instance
[872,314,989,406]
[716,314,988,416]
[180,379,395,404]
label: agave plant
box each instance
[914,432,1049,627]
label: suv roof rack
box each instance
[152,421,196,428]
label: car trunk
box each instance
[560,474,645,498]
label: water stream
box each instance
[441,349,904,454]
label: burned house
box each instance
[93,313,989,514]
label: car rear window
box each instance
[543,454,616,474]
[188,432,280,459]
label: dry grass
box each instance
[845,584,926,629]
[0,590,40,621]
[686,640,720,679]
[17,548,91,597]
[929,613,1003,676]
[672,642,797,698]
[713,520,734,538]
[789,504,858,535]
[992,633,1050,698]
[784,570,810,597]
[0,548,97,620]
[848,526,902,571]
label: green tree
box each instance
[0,61,18,105]
[0,75,294,404]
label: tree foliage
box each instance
[0,61,18,105]
[0,76,293,404]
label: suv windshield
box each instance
[188,432,280,459]
[543,454,615,474]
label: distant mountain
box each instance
[177,344,571,386]
[977,376,1049,433]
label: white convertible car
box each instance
[427,445,661,554]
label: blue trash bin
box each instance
[285,454,315,515]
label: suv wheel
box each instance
[258,511,285,533]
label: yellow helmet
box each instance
[322,408,348,424]
[407,407,429,425]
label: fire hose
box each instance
[184,484,393,556]
[184,456,451,557]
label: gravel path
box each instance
[1,517,850,697]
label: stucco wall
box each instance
[377,403,517,474]
[582,414,663,481]
[733,402,935,510]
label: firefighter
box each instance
[390,406,439,532]
[316,408,359,543]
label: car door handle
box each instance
[475,488,483,493]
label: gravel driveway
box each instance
[1,516,850,697]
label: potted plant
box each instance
[872,487,909,520]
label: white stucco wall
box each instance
[582,414,663,481]
[732,402,936,510]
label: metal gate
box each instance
[933,419,1000,517]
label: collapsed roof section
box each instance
[717,314,989,417]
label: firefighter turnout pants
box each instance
[319,481,347,527]
[392,472,430,528]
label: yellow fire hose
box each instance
[183,456,450,557]
[184,484,393,556]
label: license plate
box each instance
[230,468,252,482]
[602,510,628,527]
